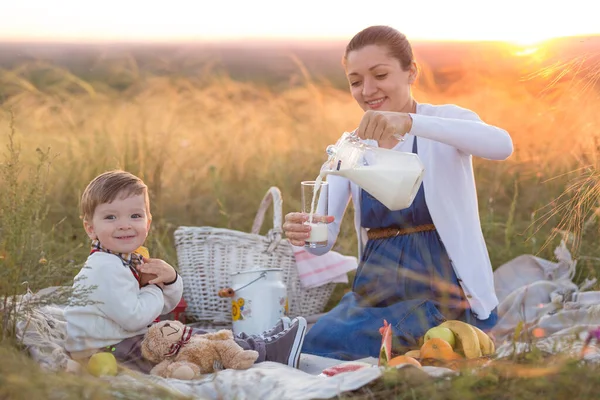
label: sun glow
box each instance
[0,1,598,43]
[506,36,547,47]
[514,47,540,57]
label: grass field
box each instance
[2,38,600,398]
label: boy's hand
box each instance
[138,258,177,285]
[139,272,158,287]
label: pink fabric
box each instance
[293,246,358,289]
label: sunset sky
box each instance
[1,0,598,45]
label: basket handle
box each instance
[251,187,283,235]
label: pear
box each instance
[87,352,118,377]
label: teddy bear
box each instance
[141,320,259,380]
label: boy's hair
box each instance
[80,170,151,222]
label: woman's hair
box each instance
[343,25,414,71]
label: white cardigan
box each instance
[64,252,183,352]
[309,103,513,319]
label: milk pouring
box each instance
[322,132,424,211]
[302,179,329,247]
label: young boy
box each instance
[64,170,307,373]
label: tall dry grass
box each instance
[2,46,599,272]
[1,41,600,399]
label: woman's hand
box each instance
[356,111,413,142]
[283,212,334,247]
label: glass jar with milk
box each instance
[323,132,425,211]
[301,132,425,248]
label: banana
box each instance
[405,350,421,359]
[470,325,495,356]
[439,320,482,359]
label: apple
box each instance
[87,352,118,377]
[424,326,456,348]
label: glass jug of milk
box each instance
[323,132,425,211]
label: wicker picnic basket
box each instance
[174,187,337,328]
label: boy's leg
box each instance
[111,334,155,374]
[235,317,307,368]
[264,317,307,368]
[257,316,291,338]
[111,328,262,374]
[189,327,268,363]
[112,317,306,373]
[235,316,291,341]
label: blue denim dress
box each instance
[302,137,498,361]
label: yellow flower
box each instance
[38,257,48,265]
[231,302,241,321]
[237,298,245,307]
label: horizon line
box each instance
[1,33,597,46]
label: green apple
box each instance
[424,326,456,348]
[87,352,118,377]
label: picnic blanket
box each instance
[491,241,600,361]
[12,290,453,400]
[13,240,600,398]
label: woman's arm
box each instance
[409,105,513,160]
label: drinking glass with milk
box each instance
[301,180,329,248]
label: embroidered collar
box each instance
[90,240,144,268]
[90,240,144,285]
[165,326,193,357]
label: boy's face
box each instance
[84,193,151,254]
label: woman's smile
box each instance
[365,97,387,109]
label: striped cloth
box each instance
[292,246,358,289]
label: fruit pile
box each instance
[379,319,495,369]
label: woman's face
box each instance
[345,44,416,113]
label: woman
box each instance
[282,25,513,360]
